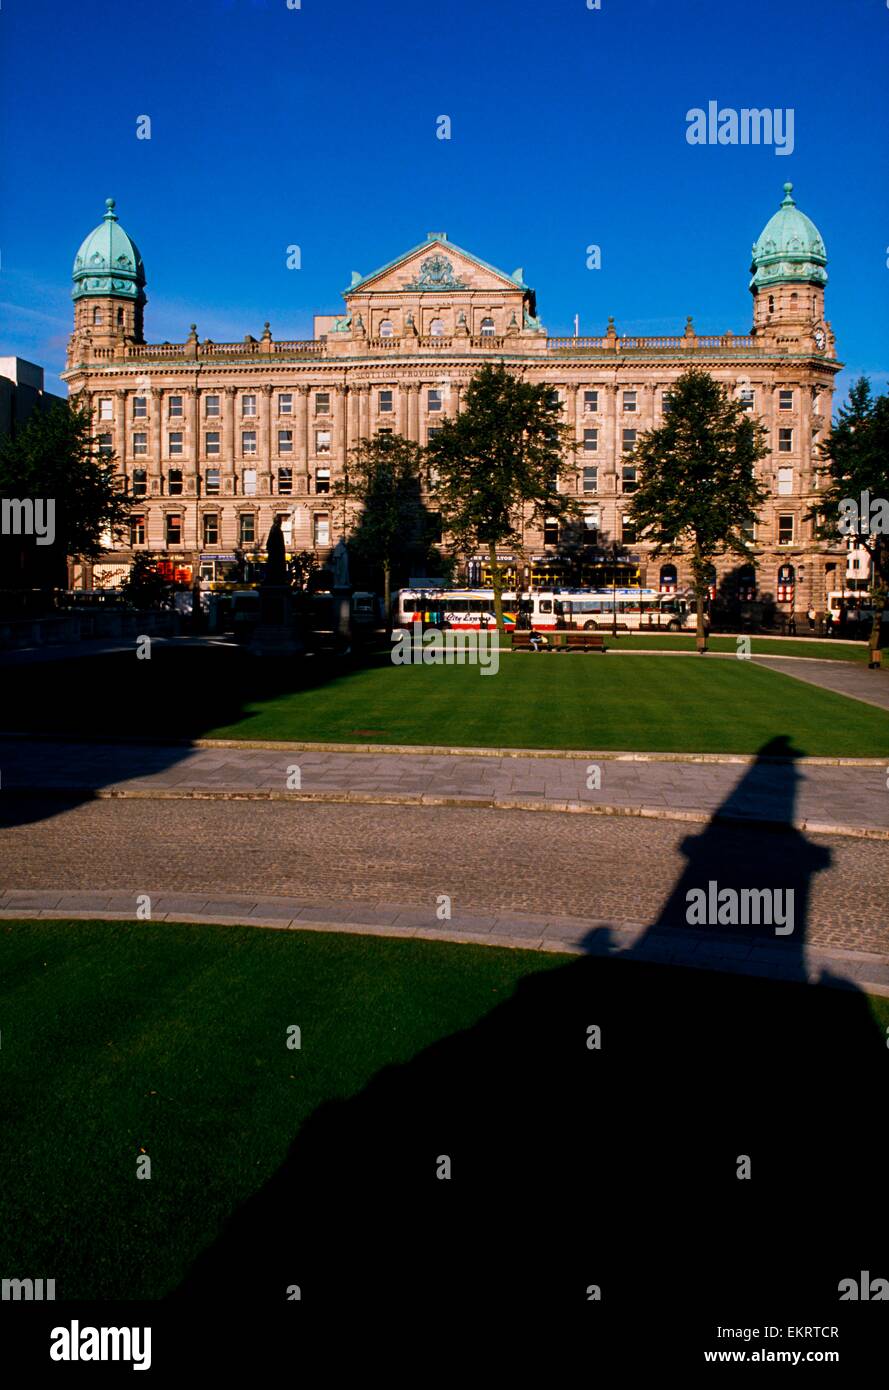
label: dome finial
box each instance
[781,182,794,207]
[104,197,118,220]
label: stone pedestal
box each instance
[332,586,353,649]
[248,585,303,657]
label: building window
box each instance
[92,306,103,326]
[132,469,147,497]
[582,466,598,494]
[778,428,793,452]
[117,307,124,326]
[777,466,793,496]
[583,507,600,534]
[622,515,637,544]
[583,390,599,413]
[242,430,257,456]
[278,430,293,454]
[202,514,219,546]
[377,427,393,436]
[278,393,293,415]
[428,389,443,413]
[243,468,257,496]
[430,318,445,338]
[239,513,255,546]
[741,519,756,543]
[277,467,293,495]
[315,430,331,454]
[543,517,559,546]
[204,431,220,456]
[583,428,598,453]
[205,395,220,417]
[167,431,184,457]
[129,515,146,546]
[622,428,637,452]
[165,514,182,545]
[133,396,147,418]
[168,395,183,418]
[379,389,393,413]
[315,392,330,415]
[480,317,495,338]
[315,468,331,494]
[622,465,638,493]
[427,426,442,442]
[98,398,113,421]
[168,468,183,495]
[132,432,147,456]
[379,320,394,338]
[779,389,793,411]
[313,512,330,545]
[97,433,113,457]
[778,514,794,545]
[739,389,755,411]
[241,394,257,417]
[768,295,775,314]
[622,390,637,413]
[205,468,221,496]
[663,391,675,414]
[659,563,678,593]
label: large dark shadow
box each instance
[170,738,887,1314]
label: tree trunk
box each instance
[383,562,392,637]
[694,541,708,653]
[488,540,505,634]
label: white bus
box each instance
[395,587,701,632]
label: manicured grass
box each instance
[1,917,886,1302]
[600,633,870,662]
[203,655,889,756]
[3,645,887,754]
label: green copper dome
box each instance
[72,198,146,302]
[750,184,827,291]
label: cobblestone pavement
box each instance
[752,654,889,711]
[1,797,887,963]
[1,738,887,835]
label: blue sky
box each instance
[1,0,887,404]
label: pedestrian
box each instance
[807,605,816,634]
[788,613,796,636]
[825,610,834,637]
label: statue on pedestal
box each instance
[331,537,350,589]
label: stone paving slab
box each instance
[752,655,889,712]
[2,888,888,996]
[1,738,887,837]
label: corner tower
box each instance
[68,198,146,363]
[750,183,829,350]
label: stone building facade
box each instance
[62,187,852,613]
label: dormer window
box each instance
[380,320,394,338]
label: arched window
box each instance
[93,306,103,326]
[379,319,394,338]
[430,318,445,338]
[117,307,124,326]
[768,295,775,314]
[480,317,495,338]
[777,563,795,603]
[659,563,677,593]
[738,566,757,601]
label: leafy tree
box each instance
[334,432,426,629]
[288,549,320,592]
[807,377,889,654]
[120,552,174,611]
[626,369,769,649]
[0,400,131,589]
[425,362,577,631]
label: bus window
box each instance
[539,600,553,614]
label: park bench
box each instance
[511,630,606,653]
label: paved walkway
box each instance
[3,886,887,996]
[752,654,889,711]
[1,736,887,837]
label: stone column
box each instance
[359,383,371,440]
[150,388,163,485]
[261,383,273,494]
[407,382,420,441]
[115,388,128,470]
[349,378,361,449]
[297,384,311,493]
[452,381,462,416]
[224,385,237,494]
[335,383,347,481]
[188,386,200,493]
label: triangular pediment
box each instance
[345,235,527,295]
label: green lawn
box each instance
[1,917,886,1301]
[599,633,870,662]
[4,645,887,755]
[203,654,888,756]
